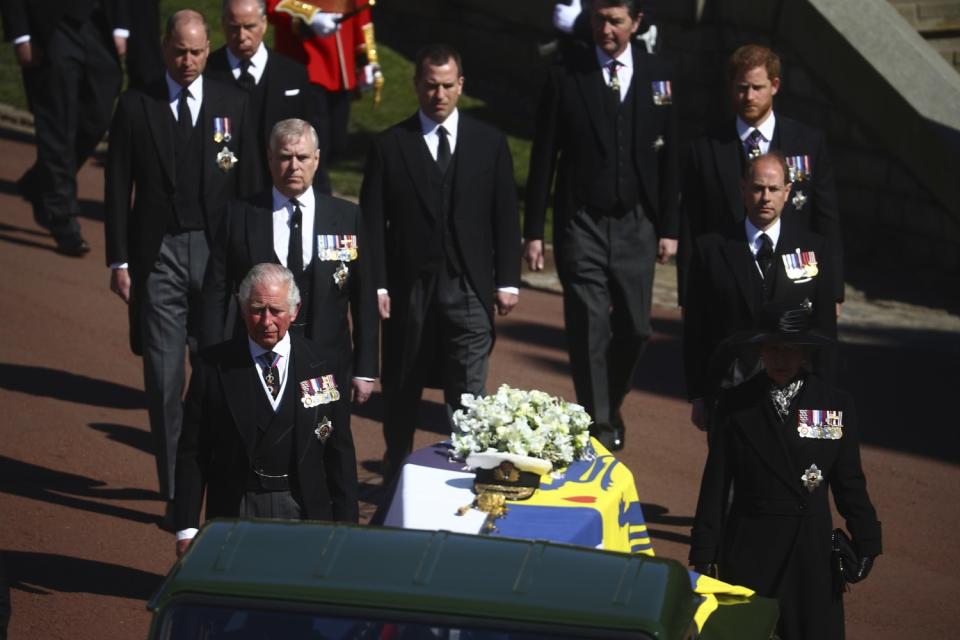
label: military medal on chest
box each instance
[651,80,672,106]
[797,408,843,440]
[801,463,823,492]
[300,374,340,408]
[317,234,359,262]
[212,116,233,143]
[782,249,819,282]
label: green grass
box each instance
[2,1,539,227]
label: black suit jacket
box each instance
[1,0,127,47]
[679,115,843,303]
[690,374,880,638]
[105,77,259,353]
[524,45,679,242]
[205,46,331,193]
[362,113,520,306]
[201,190,378,379]
[683,214,837,400]
[174,333,359,530]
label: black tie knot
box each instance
[746,128,763,159]
[238,59,256,92]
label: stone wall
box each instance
[375,0,960,305]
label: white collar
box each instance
[226,42,268,75]
[736,111,777,144]
[166,72,204,102]
[272,185,315,213]
[418,107,459,137]
[745,215,782,252]
[595,42,634,71]
[248,332,291,362]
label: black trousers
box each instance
[382,266,492,468]
[556,205,656,439]
[22,18,121,238]
[124,1,163,90]
[314,87,351,162]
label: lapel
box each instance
[310,193,341,301]
[396,114,440,219]
[143,81,177,188]
[719,223,762,317]
[259,54,276,131]
[246,191,278,265]
[218,339,261,458]
[289,334,327,459]
[737,390,804,496]
[450,116,479,219]
[770,214,803,297]
[200,79,220,196]
[573,56,610,154]
[711,123,745,223]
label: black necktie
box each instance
[746,128,763,160]
[288,200,303,274]
[436,125,451,174]
[238,59,256,92]
[260,351,281,399]
[607,60,621,96]
[177,88,193,140]
[757,233,775,285]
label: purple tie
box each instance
[746,129,764,159]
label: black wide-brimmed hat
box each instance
[707,301,836,384]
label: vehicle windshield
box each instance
[157,603,635,639]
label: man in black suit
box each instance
[524,0,679,451]
[124,0,163,89]
[361,43,521,477]
[683,153,837,430]
[205,0,331,194]
[105,10,258,515]
[175,263,358,556]
[202,118,378,407]
[1,0,128,255]
[679,44,843,310]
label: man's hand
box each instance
[110,268,132,303]
[352,378,374,404]
[657,238,678,264]
[114,34,128,57]
[523,239,545,272]
[377,292,390,320]
[14,41,35,67]
[309,12,341,37]
[552,0,582,34]
[176,537,192,558]
[495,291,518,316]
[690,398,707,431]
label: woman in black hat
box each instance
[689,304,881,640]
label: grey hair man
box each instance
[176,262,359,557]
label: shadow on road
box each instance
[4,550,163,600]
[0,456,159,524]
[88,423,153,456]
[352,391,449,436]
[0,364,145,410]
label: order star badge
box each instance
[801,464,823,492]
[216,146,238,172]
[314,417,333,443]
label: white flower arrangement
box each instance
[451,384,593,469]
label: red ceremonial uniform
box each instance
[266,1,371,92]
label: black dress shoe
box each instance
[589,423,619,452]
[611,412,626,451]
[54,234,91,257]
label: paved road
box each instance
[0,135,957,638]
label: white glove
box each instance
[552,0,582,34]
[309,12,342,37]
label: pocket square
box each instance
[284,88,300,96]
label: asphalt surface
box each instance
[0,134,958,638]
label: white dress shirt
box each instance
[271,186,316,269]
[176,332,293,541]
[745,216,782,276]
[166,73,203,126]
[736,111,777,157]
[595,42,635,103]
[226,42,268,85]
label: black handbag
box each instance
[831,528,863,592]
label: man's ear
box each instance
[290,303,301,322]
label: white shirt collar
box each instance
[272,185,315,213]
[595,42,634,71]
[165,72,204,103]
[248,332,291,362]
[736,111,777,145]
[226,42,268,84]
[745,215,782,255]
[418,107,459,137]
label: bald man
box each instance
[105,9,259,522]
